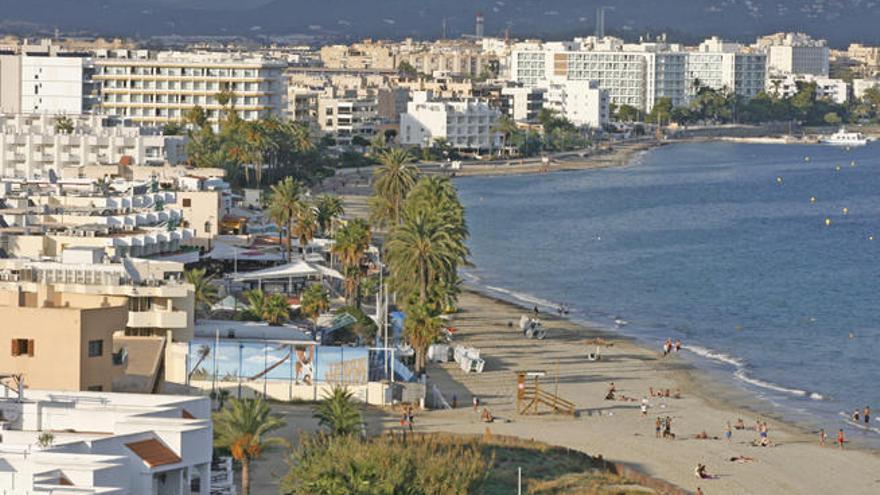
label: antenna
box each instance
[442,18,448,39]
[596,7,614,38]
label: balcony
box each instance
[128,310,188,329]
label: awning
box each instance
[205,242,284,262]
[232,260,345,282]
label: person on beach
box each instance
[641,397,649,416]
[725,422,732,442]
[533,305,539,318]
[819,429,827,446]
[406,406,415,433]
[852,409,860,422]
[655,417,662,438]
[473,396,479,412]
[864,406,871,425]
[675,339,682,352]
[481,407,495,423]
[696,488,704,495]
[451,394,458,409]
[695,463,711,479]
[735,418,746,430]
[837,429,845,449]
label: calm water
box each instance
[457,142,880,440]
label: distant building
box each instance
[93,50,286,125]
[400,91,500,152]
[499,85,545,122]
[853,78,880,99]
[846,43,880,69]
[0,389,213,493]
[767,74,848,104]
[757,33,829,77]
[0,113,187,179]
[688,37,766,100]
[543,80,609,128]
[0,40,98,115]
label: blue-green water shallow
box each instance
[456,141,880,443]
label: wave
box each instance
[682,344,745,368]
[683,344,825,401]
[838,412,880,435]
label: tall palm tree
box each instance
[213,398,287,495]
[369,147,419,227]
[315,195,344,236]
[312,386,363,436]
[386,209,464,306]
[188,344,211,380]
[491,115,519,156]
[291,205,318,255]
[300,284,330,329]
[403,303,442,373]
[185,268,219,320]
[267,177,305,261]
[331,219,372,307]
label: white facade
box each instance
[0,390,213,494]
[0,113,187,179]
[543,80,609,128]
[499,86,545,122]
[767,74,849,104]
[0,54,97,115]
[400,91,500,151]
[93,51,286,125]
[510,37,765,113]
[317,93,379,145]
[758,33,829,77]
[853,78,880,100]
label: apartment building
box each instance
[0,40,99,115]
[397,39,497,78]
[93,50,286,125]
[543,80,609,128]
[0,252,196,393]
[0,390,213,494]
[510,36,765,114]
[317,90,380,144]
[853,78,880,99]
[400,91,500,152]
[499,86,545,122]
[0,282,128,391]
[757,33,829,77]
[768,74,849,104]
[0,113,187,179]
[847,43,880,69]
[320,40,396,70]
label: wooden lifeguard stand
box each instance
[516,370,576,416]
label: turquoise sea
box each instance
[456,141,880,442]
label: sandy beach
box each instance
[397,290,880,494]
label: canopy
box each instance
[211,295,243,312]
[205,242,284,262]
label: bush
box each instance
[281,434,490,494]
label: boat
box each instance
[819,128,874,146]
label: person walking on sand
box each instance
[819,429,827,446]
[655,417,662,438]
[725,422,732,442]
[837,429,845,449]
[641,397,649,416]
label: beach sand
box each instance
[391,290,880,494]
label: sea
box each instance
[455,141,880,444]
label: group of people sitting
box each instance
[649,387,682,399]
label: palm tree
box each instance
[267,177,305,261]
[213,398,287,495]
[331,219,372,307]
[312,386,363,436]
[386,209,464,306]
[403,303,442,373]
[369,147,419,227]
[185,268,219,320]
[291,205,318,255]
[263,293,290,326]
[300,284,330,330]
[491,115,519,156]
[188,344,211,380]
[315,195,344,235]
[243,289,268,321]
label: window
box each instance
[88,339,104,357]
[182,198,191,207]
[11,339,33,357]
[87,385,103,392]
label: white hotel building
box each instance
[0,113,187,179]
[0,389,214,494]
[400,91,501,152]
[93,50,286,125]
[510,36,766,114]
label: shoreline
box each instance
[410,287,880,494]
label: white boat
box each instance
[819,128,874,146]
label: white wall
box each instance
[20,56,86,114]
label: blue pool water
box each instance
[456,141,880,440]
